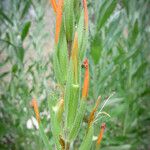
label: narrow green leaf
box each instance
[0,72,9,78]
[129,20,139,46]
[12,64,18,73]
[21,0,31,19]
[64,60,74,128]
[101,145,131,150]
[77,11,85,59]
[53,47,63,84]
[122,0,129,16]
[80,29,88,60]
[0,123,7,138]
[97,0,117,30]
[69,100,86,141]
[68,84,79,129]
[48,97,61,150]
[39,124,51,150]
[0,57,9,67]
[58,35,68,83]
[21,21,31,41]
[0,10,13,25]
[64,0,74,41]
[17,46,25,63]
[90,33,102,64]
[79,125,94,150]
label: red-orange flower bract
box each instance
[31,98,40,124]
[50,0,57,13]
[55,0,64,44]
[83,0,88,29]
[82,58,89,99]
[97,123,106,145]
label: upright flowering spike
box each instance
[55,0,64,44]
[50,0,58,13]
[31,98,40,124]
[82,58,89,99]
[96,123,106,147]
[83,0,88,30]
[88,96,101,127]
[71,32,78,83]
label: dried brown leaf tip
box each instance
[59,135,65,150]
[55,0,64,44]
[31,98,40,124]
[88,96,101,127]
[96,123,106,146]
[50,0,58,13]
[82,58,89,99]
[83,0,88,30]
[59,135,70,150]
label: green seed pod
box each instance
[79,125,94,150]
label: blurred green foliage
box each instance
[88,0,150,149]
[0,0,150,149]
[0,0,52,149]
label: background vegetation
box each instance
[0,0,150,149]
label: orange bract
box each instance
[31,98,40,124]
[83,0,88,29]
[97,123,106,145]
[50,0,58,13]
[82,58,89,99]
[55,0,64,44]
